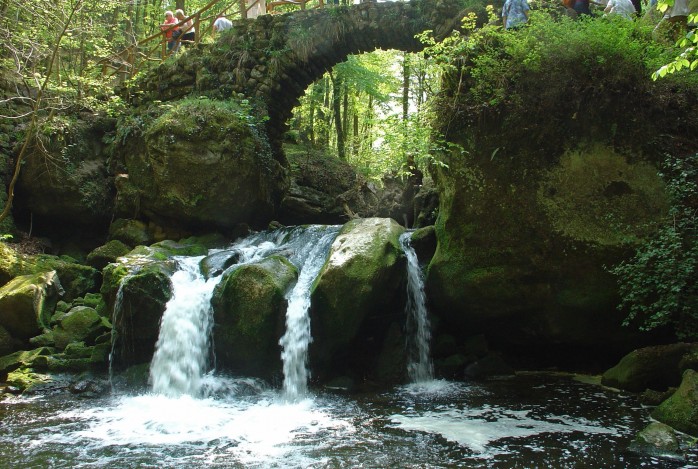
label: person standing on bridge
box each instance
[213,14,233,36]
[160,11,179,52]
[501,0,530,29]
[175,9,196,45]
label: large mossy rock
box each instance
[52,306,110,350]
[601,343,698,392]
[86,240,132,270]
[212,256,297,378]
[14,116,114,233]
[120,99,287,231]
[426,18,698,364]
[310,218,406,382]
[0,243,99,301]
[652,369,698,437]
[101,258,174,368]
[0,271,63,341]
[0,347,54,374]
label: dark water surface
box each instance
[0,372,693,468]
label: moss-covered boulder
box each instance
[5,368,55,393]
[0,243,99,302]
[108,219,153,247]
[212,256,297,377]
[0,271,63,341]
[101,259,174,368]
[0,347,54,374]
[425,14,698,363]
[121,99,286,231]
[86,240,132,270]
[628,422,681,459]
[652,369,698,437]
[310,218,406,381]
[52,306,110,350]
[601,343,698,392]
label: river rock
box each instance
[0,271,64,341]
[652,369,698,437]
[101,260,174,368]
[0,347,54,374]
[628,422,682,459]
[409,226,437,265]
[86,240,132,270]
[0,324,21,356]
[108,219,153,247]
[310,218,406,381]
[212,256,297,378]
[52,306,110,350]
[601,343,698,392]
[200,249,242,279]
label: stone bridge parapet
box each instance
[131,0,469,145]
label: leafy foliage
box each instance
[610,153,698,340]
[652,0,698,79]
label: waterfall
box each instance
[149,256,219,397]
[400,232,434,383]
[280,226,340,400]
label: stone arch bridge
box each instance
[133,0,468,146]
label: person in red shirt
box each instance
[160,11,179,52]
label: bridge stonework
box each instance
[133,0,466,146]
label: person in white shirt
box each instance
[213,15,233,36]
[604,0,636,18]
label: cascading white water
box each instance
[279,226,340,400]
[149,256,219,397]
[400,231,434,383]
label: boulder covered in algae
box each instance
[310,218,406,384]
[652,369,698,437]
[212,255,297,379]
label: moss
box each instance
[212,255,297,376]
[537,146,669,246]
[652,369,698,437]
[5,368,53,393]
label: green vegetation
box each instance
[610,153,698,340]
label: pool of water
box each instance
[0,372,692,468]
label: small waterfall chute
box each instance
[149,256,219,397]
[279,226,340,401]
[400,231,434,383]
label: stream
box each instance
[1,372,693,468]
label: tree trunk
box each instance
[402,52,410,121]
[330,71,345,160]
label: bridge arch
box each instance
[134,0,465,147]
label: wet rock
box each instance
[601,343,698,392]
[652,369,698,437]
[409,226,436,266]
[464,353,515,380]
[629,422,683,459]
[0,271,64,341]
[200,249,242,279]
[310,218,406,380]
[212,256,297,378]
[101,260,173,369]
[5,368,53,393]
[70,377,110,397]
